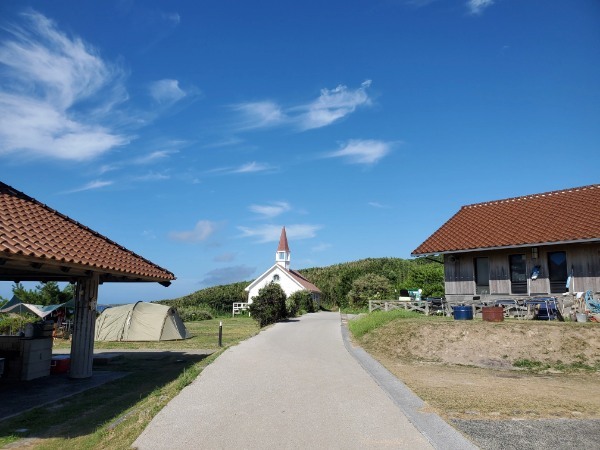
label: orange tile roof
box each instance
[412,184,600,255]
[0,182,175,282]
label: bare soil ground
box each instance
[357,320,600,420]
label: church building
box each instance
[245,227,321,304]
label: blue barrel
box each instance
[452,305,473,320]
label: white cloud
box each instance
[169,220,218,243]
[63,179,113,193]
[238,224,321,243]
[134,150,176,164]
[231,161,273,174]
[232,80,372,132]
[233,101,286,129]
[327,139,394,165]
[468,0,494,15]
[298,80,372,130]
[149,79,187,104]
[0,11,129,161]
[133,171,170,182]
[249,201,291,219]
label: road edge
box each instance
[340,313,479,450]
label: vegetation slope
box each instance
[157,256,444,316]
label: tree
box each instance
[399,264,445,298]
[249,283,288,327]
[287,290,315,315]
[347,273,392,309]
[12,282,75,306]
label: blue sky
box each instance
[1,0,599,304]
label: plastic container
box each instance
[51,355,71,374]
[576,313,587,323]
[452,305,473,320]
[482,306,504,322]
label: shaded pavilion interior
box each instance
[0,181,175,378]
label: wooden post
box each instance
[70,273,99,379]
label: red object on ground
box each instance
[51,355,70,374]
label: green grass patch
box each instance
[513,358,600,373]
[53,317,258,351]
[348,309,427,338]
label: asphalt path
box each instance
[133,312,474,449]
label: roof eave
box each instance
[411,237,600,257]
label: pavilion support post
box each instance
[70,273,99,379]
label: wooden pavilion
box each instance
[0,182,175,378]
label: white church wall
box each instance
[247,266,303,304]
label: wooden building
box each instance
[0,182,175,379]
[412,185,600,303]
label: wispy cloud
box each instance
[238,224,321,243]
[249,201,291,219]
[134,150,177,165]
[0,10,129,161]
[148,79,187,104]
[231,80,372,132]
[468,0,494,15]
[233,101,286,130]
[298,80,372,130]
[168,220,219,243]
[208,161,275,175]
[63,179,113,194]
[233,162,273,174]
[368,201,391,209]
[326,139,394,165]
[200,265,256,286]
[133,171,170,182]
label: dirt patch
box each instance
[357,319,600,420]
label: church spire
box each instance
[276,226,291,270]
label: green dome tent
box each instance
[95,302,189,341]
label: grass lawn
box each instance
[0,317,259,450]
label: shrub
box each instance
[176,306,213,322]
[347,273,392,309]
[285,296,300,317]
[0,314,39,335]
[249,283,287,327]
[289,290,315,314]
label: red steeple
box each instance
[277,226,290,252]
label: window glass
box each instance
[509,254,527,294]
[548,251,568,293]
[474,257,489,294]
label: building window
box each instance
[509,254,527,294]
[548,251,568,293]
[474,257,490,295]
[272,274,280,282]
[277,252,286,260]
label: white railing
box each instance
[232,302,249,317]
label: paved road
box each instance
[133,312,471,449]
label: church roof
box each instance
[277,226,290,252]
[287,269,321,293]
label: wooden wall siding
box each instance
[442,243,600,297]
[489,253,510,294]
[444,255,474,295]
[569,243,600,293]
